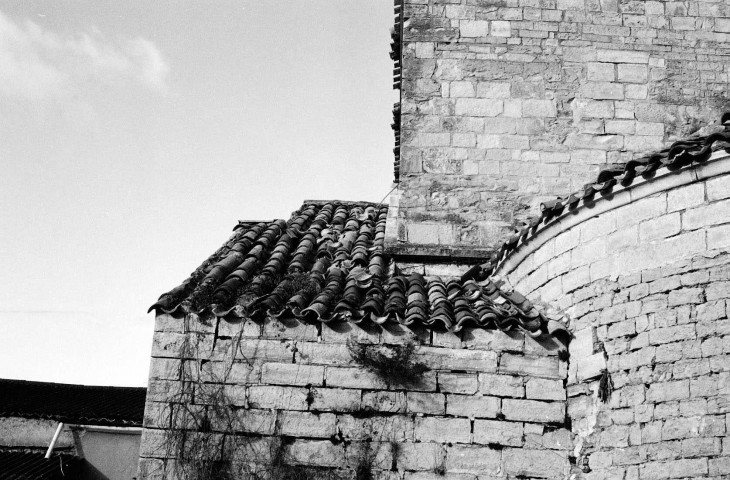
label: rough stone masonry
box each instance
[394,0,730,249]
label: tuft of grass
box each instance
[280,273,321,301]
[346,338,427,386]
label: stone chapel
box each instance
[139,1,730,478]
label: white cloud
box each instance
[0,9,170,101]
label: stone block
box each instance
[260,363,324,386]
[522,99,557,117]
[150,331,189,358]
[338,415,413,442]
[576,353,605,381]
[455,99,503,117]
[139,428,174,458]
[672,358,710,379]
[576,100,615,119]
[247,385,309,410]
[605,119,635,134]
[325,367,388,389]
[296,342,355,366]
[491,20,511,37]
[587,62,615,81]
[709,456,730,476]
[362,391,406,413]
[309,387,361,412]
[683,199,730,230]
[438,373,478,394]
[626,84,648,99]
[618,64,648,83]
[681,437,721,457]
[502,399,565,423]
[476,82,510,99]
[525,427,572,451]
[286,440,345,467]
[639,458,707,479]
[597,49,650,63]
[396,442,445,472]
[222,384,247,406]
[238,338,294,364]
[649,324,695,346]
[445,445,501,474]
[639,213,681,242]
[662,416,700,440]
[137,458,165,480]
[462,328,524,352]
[617,195,668,229]
[472,419,523,446]
[414,417,471,443]
[499,354,562,379]
[459,20,489,37]
[407,391,445,414]
[708,224,730,250]
[581,81,624,100]
[526,378,565,401]
[445,394,500,418]
[564,133,623,150]
[646,380,689,403]
[228,409,276,435]
[707,175,730,201]
[407,133,451,148]
[261,317,318,341]
[149,358,181,381]
[502,448,569,478]
[279,411,336,438]
[415,346,497,372]
[478,373,524,398]
[477,133,529,149]
[449,81,475,98]
[668,288,703,306]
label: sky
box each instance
[0,1,395,386]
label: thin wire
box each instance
[377,184,398,206]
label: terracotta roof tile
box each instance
[150,201,569,343]
[0,379,146,427]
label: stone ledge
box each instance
[385,243,493,265]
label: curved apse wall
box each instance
[495,151,730,479]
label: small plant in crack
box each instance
[346,337,427,386]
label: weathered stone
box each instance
[472,419,523,446]
[444,445,501,474]
[502,448,569,478]
[414,417,471,443]
[445,394,500,418]
[502,399,565,423]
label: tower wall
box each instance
[393,0,730,249]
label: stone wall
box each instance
[138,314,570,479]
[393,0,730,249]
[495,155,730,478]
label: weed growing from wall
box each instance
[157,314,348,480]
[160,314,241,480]
[346,337,427,387]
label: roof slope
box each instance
[0,379,146,427]
[0,452,82,480]
[150,201,568,341]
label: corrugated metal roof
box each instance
[0,379,146,427]
[0,451,83,480]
